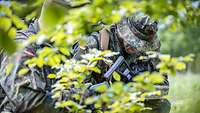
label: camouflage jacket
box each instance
[0,20,62,113]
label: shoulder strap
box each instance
[99,29,110,50]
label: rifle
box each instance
[90,55,169,97]
[103,55,169,96]
[88,56,134,92]
[104,56,135,82]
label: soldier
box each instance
[0,1,90,113]
[0,0,65,113]
[72,14,171,113]
[0,0,170,113]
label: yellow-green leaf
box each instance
[59,47,70,56]
[175,62,186,70]
[48,74,56,79]
[89,57,104,62]
[0,17,11,31]
[94,83,108,92]
[112,71,121,81]
[18,68,29,76]
[6,63,14,75]
[149,74,164,84]
[11,15,27,29]
[87,66,101,74]
[8,27,16,39]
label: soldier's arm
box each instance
[147,38,169,96]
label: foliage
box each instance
[24,45,193,112]
[0,0,197,112]
[0,1,27,54]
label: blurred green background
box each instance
[169,73,200,113]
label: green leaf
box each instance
[52,91,61,99]
[11,15,27,29]
[112,82,123,94]
[85,96,99,104]
[112,71,121,81]
[98,50,111,56]
[0,17,12,31]
[74,65,86,73]
[133,74,145,82]
[41,4,66,30]
[89,57,104,62]
[149,74,164,84]
[94,83,108,92]
[0,30,17,55]
[87,66,101,74]
[0,4,12,16]
[130,104,143,112]
[48,74,56,79]
[175,62,186,70]
[159,55,171,62]
[8,27,16,39]
[56,100,82,109]
[183,54,194,62]
[111,12,121,23]
[52,55,61,65]
[18,68,29,76]
[6,63,14,75]
[59,47,70,56]
[36,57,45,68]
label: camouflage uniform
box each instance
[0,20,63,113]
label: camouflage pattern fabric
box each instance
[116,17,161,52]
[0,50,6,104]
[0,20,62,113]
